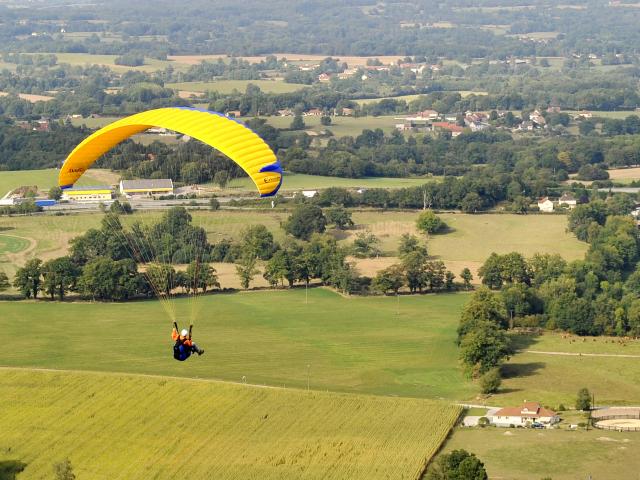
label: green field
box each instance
[166,80,308,94]
[253,114,399,137]
[0,289,475,400]
[565,109,638,119]
[436,427,640,480]
[0,368,460,479]
[2,288,639,407]
[497,333,640,406]
[223,172,437,191]
[34,52,185,73]
[0,168,117,196]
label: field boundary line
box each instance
[526,350,640,359]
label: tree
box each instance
[320,115,332,126]
[458,287,508,340]
[460,192,483,213]
[351,231,380,258]
[576,387,591,411]
[398,233,427,257]
[79,258,141,301]
[53,459,75,480]
[263,250,289,287]
[109,200,132,214]
[41,257,79,300]
[284,203,327,240]
[185,261,219,293]
[0,271,10,293]
[241,224,275,260]
[209,197,220,210]
[214,170,230,188]
[416,209,445,234]
[460,268,473,290]
[402,250,428,293]
[146,263,177,296]
[426,449,488,480]
[48,186,62,200]
[290,114,305,130]
[13,258,42,299]
[479,368,501,394]
[372,264,404,294]
[459,321,511,376]
[236,255,259,289]
[325,207,354,229]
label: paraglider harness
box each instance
[173,322,193,362]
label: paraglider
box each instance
[58,107,282,197]
[172,322,204,361]
[58,108,282,360]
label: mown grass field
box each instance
[2,288,639,407]
[497,333,640,407]
[166,80,308,94]
[223,172,436,191]
[35,52,187,73]
[435,427,640,480]
[0,368,461,480]
[0,289,475,400]
[253,114,399,137]
[0,168,118,196]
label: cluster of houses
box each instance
[464,402,560,428]
[395,110,490,136]
[537,193,577,212]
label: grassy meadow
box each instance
[0,368,461,479]
[0,289,475,400]
[0,168,118,197]
[435,426,639,480]
[166,80,308,94]
[1,288,639,407]
[251,114,399,137]
[223,172,437,191]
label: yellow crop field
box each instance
[0,368,461,480]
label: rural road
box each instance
[526,350,640,359]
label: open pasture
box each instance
[254,114,399,137]
[0,368,460,480]
[495,332,640,406]
[224,172,435,191]
[0,168,118,197]
[434,426,640,480]
[0,289,475,400]
[166,80,308,94]
[37,52,183,73]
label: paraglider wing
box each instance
[58,107,282,197]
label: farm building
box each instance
[489,402,559,428]
[61,186,113,202]
[537,196,554,212]
[119,179,174,197]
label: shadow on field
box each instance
[509,332,540,351]
[500,362,545,379]
[0,227,15,232]
[0,460,26,480]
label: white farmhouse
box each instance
[489,402,559,428]
[537,196,554,213]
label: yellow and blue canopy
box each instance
[59,107,282,197]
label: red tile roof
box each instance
[494,402,557,418]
